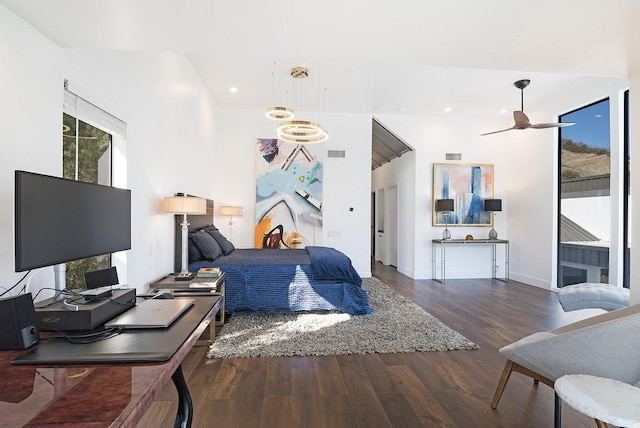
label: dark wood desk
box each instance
[0,295,221,428]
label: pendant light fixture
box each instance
[276,66,329,144]
[265,61,295,121]
[265,106,294,120]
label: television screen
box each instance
[15,170,131,272]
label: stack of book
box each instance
[197,267,221,278]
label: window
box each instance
[63,113,111,184]
[623,90,630,287]
[62,113,113,288]
[558,99,611,287]
[61,83,128,289]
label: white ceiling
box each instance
[2,0,638,118]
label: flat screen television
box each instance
[14,170,131,272]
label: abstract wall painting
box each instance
[255,138,323,248]
[433,163,494,226]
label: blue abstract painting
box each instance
[255,138,323,248]
[433,163,494,226]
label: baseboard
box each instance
[379,264,552,290]
[509,272,551,289]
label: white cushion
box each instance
[556,375,640,427]
[558,283,629,312]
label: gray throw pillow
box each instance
[205,228,235,255]
[188,236,205,262]
[190,229,223,261]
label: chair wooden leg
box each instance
[595,419,608,428]
[491,360,515,409]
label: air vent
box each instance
[446,153,462,160]
[328,150,346,158]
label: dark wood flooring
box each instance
[137,262,604,427]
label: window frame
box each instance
[557,97,612,287]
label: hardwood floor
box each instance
[138,262,603,427]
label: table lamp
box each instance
[484,198,502,240]
[435,199,454,240]
[163,195,207,280]
[219,205,243,241]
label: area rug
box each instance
[207,277,479,358]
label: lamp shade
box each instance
[219,205,243,217]
[484,199,502,212]
[435,199,454,212]
[162,196,207,215]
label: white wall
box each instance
[371,143,416,277]
[373,77,629,291]
[373,113,509,280]
[2,3,636,300]
[212,110,373,276]
[0,3,373,301]
[562,197,610,240]
[0,5,218,297]
[0,5,64,296]
[508,78,627,289]
[61,48,218,291]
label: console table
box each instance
[0,295,221,428]
[432,239,509,284]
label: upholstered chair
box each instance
[491,304,640,425]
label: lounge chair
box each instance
[491,304,640,426]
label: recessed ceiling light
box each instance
[444,107,452,112]
[500,109,508,114]
[230,87,238,93]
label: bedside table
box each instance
[149,273,226,342]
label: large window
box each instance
[62,112,113,288]
[558,99,611,287]
[624,90,631,287]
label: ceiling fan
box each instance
[481,79,575,136]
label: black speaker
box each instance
[84,266,119,289]
[0,293,39,350]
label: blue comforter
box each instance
[190,246,371,315]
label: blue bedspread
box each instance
[190,247,371,315]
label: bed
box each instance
[174,199,371,315]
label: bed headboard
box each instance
[174,197,215,273]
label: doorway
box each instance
[372,186,399,267]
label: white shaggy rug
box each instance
[207,277,479,358]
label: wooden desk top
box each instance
[0,296,221,427]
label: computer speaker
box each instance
[0,293,40,350]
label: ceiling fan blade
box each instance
[513,110,530,124]
[512,110,532,130]
[480,126,517,136]
[484,79,574,137]
[530,122,576,129]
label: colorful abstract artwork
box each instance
[433,163,494,226]
[255,138,323,248]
